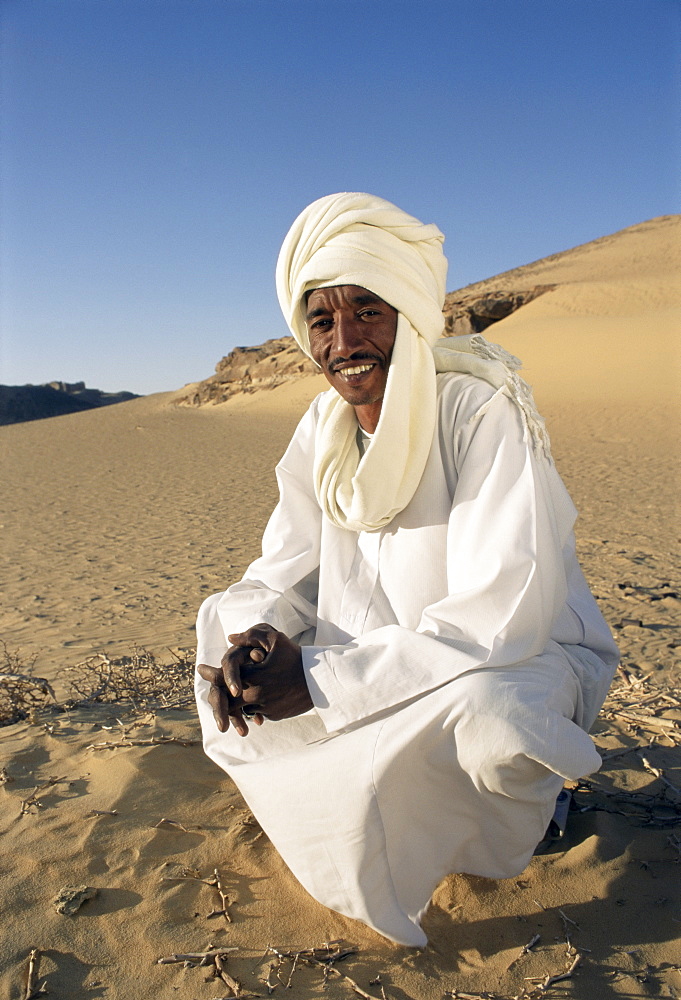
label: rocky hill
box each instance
[0,381,139,426]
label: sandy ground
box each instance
[1,216,679,998]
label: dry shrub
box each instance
[0,642,56,726]
[58,646,195,711]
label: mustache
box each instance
[328,353,384,374]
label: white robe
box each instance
[195,372,618,946]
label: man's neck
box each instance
[354,401,382,434]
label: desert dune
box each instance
[1,216,679,999]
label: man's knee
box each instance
[456,718,548,797]
[195,592,229,669]
[451,669,556,798]
[196,592,223,630]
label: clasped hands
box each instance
[197,623,313,737]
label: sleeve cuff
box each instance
[301,645,348,733]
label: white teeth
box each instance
[340,364,373,376]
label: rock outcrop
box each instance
[442,285,554,336]
[174,337,318,406]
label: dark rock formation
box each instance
[442,285,555,336]
[0,382,139,426]
[44,381,139,408]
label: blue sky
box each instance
[1,0,679,395]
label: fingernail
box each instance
[229,683,239,697]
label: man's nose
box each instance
[331,314,364,357]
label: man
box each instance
[195,193,618,947]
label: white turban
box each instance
[276,192,550,533]
[276,191,448,356]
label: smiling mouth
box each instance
[337,364,374,378]
[330,356,382,380]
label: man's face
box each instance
[305,285,398,412]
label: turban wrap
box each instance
[276,192,550,532]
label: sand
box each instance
[1,216,679,998]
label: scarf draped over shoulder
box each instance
[276,192,550,532]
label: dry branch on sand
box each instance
[0,643,196,727]
[22,948,47,999]
[0,642,55,725]
[571,674,681,827]
[58,646,195,711]
[20,776,72,816]
[259,943,381,998]
[157,944,246,996]
[605,672,681,745]
[88,735,200,750]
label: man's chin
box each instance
[328,375,387,408]
[335,389,384,407]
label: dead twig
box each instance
[207,868,233,924]
[322,965,378,1000]
[369,975,388,1000]
[20,776,71,815]
[600,744,652,761]
[154,817,190,832]
[263,962,278,993]
[443,991,523,999]
[608,710,679,734]
[639,755,681,796]
[158,945,252,998]
[263,945,377,999]
[573,776,681,826]
[506,933,541,970]
[23,948,47,999]
[285,951,300,988]
[87,735,200,750]
[525,952,582,989]
[558,909,579,967]
[162,875,217,885]
[617,664,633,686]
[157,948,238,964]
[444,992,505,999]
[558,908,579,930]
[215,951,242,996]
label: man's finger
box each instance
[197,662,223,685]
[229,706,250,738]
[228,624,275,651]
[221,647,248,698]
[202,669,231,733]
[197,663,250,736]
